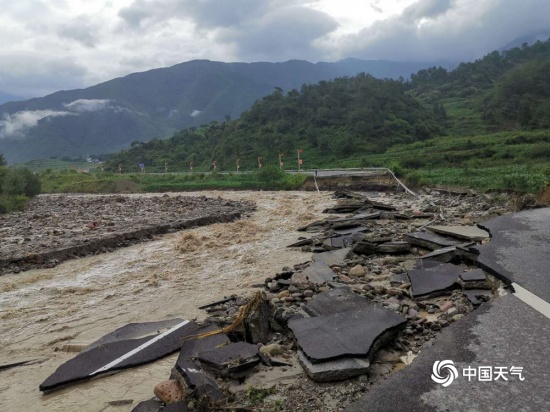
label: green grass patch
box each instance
[39,170,308,194]
[15,159,100,173]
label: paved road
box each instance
[121,168,390,177]
[347,208,550,412]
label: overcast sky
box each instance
[1,0,549,98]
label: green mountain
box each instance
[105,40,550,173]
[0,59,434,163]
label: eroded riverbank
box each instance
[0,191,334,412]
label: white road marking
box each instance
[512,283,550,319]
[90,320,190,376]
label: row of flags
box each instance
[208,148,305,171]
[128,149,306,173]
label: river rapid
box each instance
[0,190,333,412]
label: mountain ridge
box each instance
[0,58,438,163]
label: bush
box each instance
[21,169,41,197]
[257,165,285,183]
[388,161,405,176]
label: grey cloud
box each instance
[0,110,73,138]
[332,0,550,62]
[117,0,336,61]
[172,0,267,29]
[0,56,88,97]
[63,99,112,112]
[402,0,452,21]
[371,3,383,13]
[118,0,316,30]
[218,6,338,61]
[118,1,153,28]
[57,16,100,48]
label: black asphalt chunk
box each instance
[40,320,198,392]
[323,203,366,213]
[346,294,550,412]
[460,268,486,281]
[390,273,409,285]
[473,208,550,302]
[325,235,354,249]
[333,226,370,236]
[297,221,326,232]
[352,241,377,255]
[131,398,163,412]
[408,263,463,299]
[86,318,185,352]
[291,261,335,284]
[0,358,43,371]
[288,306,406,363]
[303,287,371,317]
[427,225,489,241]
[312,248,352,266]
[463,289,492,306]
[198,342,259,371]
[175,360,224,401]
[418,246,457,262]
[287,238,314,248]
[198,297,235,310]
[415,259,442,269]
[297,350,370,382]
[369,201,397,211]
[176,325,230,363]
[403,232,461,251]
[163,400,188,411]
[377,241,411,254]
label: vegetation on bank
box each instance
[38,165,308,194]
[0,154,42,213]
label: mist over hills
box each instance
[0,58,436,163]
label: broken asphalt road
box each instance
[346,294,550,412]
[473,208,550,303]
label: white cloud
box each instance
[321,0,550,62]
[63,99,112,112]
[190,110,202,118]
[0,110,72,138]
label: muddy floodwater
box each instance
[0,191,334,412]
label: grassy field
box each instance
[39,169,309,193]
[15,159,100,173]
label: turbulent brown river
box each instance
[0,191,334,412]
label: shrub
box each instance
[257,165,285,183]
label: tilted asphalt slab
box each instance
[40,320,198,392]
[346,294,550,412]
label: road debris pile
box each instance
[36,188,527,411]
[0,194,255,275]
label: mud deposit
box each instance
[0,191,334,412]
[0,194,254,275]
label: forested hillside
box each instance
[105,40,550,173]
[106,74,442,172]
[0,58,432,163]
